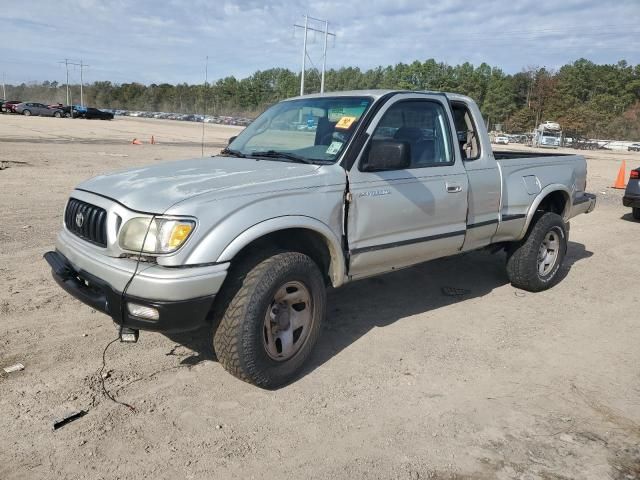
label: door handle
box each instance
[446,183,463,193]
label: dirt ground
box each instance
[1,115,639,480]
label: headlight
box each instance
[119,217,195,254]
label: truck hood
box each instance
[77,156,330,213]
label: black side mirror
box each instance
[363,140,411,171]
[228,135,237,145]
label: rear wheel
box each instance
[633,207,640,220]
[54,111,62,118]
[506,212,567,292]
[213,251,326,388]
[22,110,31,116]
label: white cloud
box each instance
[0,0,638,85]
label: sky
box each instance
[1,0,639,86]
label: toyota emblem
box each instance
[75,211,85,228]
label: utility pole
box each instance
[59,59,82,106]
[294,15,335,95]
[201,55,208,157]
[321,20,329,94]
[79,60,89,108]
[2,72,6,99]
[300,15,308,96]
[59,59,71,106]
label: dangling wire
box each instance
[99,337,135,411]
[99,215,156,411]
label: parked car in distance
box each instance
[82,107,114,120]
[2,100,22,113]
[15,102,64,117]
[628,143,640,152]
[623,167,640,220]
[494,135,509,145]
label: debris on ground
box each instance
[441,286,471,297]
[52,410,87,430]
[3,363,25,373]
[0,160,31,170]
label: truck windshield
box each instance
[225,96,373,164]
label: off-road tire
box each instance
[506,212,567,292]
[633,207,640,220]
[213,252,326,388]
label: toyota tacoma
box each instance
[45,90,597,388]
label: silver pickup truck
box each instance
[45,90,596,387]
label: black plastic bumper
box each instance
[623,193,640,208]
[44,251,215,333]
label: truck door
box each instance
[346,94,468,279]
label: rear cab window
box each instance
[452,101,481,160]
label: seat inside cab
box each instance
[452,102,480,160]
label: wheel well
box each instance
[229,228,333,285]
[536,190,568,217]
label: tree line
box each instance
[5,58,640,139]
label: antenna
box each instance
[201,55,208,157]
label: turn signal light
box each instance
[169,223,193,249]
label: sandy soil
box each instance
[1,115,639,480]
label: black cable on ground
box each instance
[98,216,157,412]
[99,336,136,412]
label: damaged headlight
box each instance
[119,217,195,254]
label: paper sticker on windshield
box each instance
[326,141,343,155]
[335,116,357,130]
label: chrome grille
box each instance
[64,198,108,247]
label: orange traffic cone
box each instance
[612,160,626,189]
[132,138,142,145]
[150,135,155,145]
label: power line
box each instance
[294,14,336,95]
[57,59,89,108]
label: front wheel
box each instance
[214,252,326,388]
[506,212,567,292]
[22,110,31,116]
[54,111,62,118]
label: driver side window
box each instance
[370,100,454,169]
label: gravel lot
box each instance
[1,115,639,480]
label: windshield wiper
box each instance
[250,150,316,164]
[219,148,247,158]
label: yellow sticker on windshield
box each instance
[335,116,357,130]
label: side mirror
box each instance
[228,135,237,145]
[363,140,411,171]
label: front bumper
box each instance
[44,245,228,333]
[623,193,640,208]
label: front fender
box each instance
[217,216,347,287]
